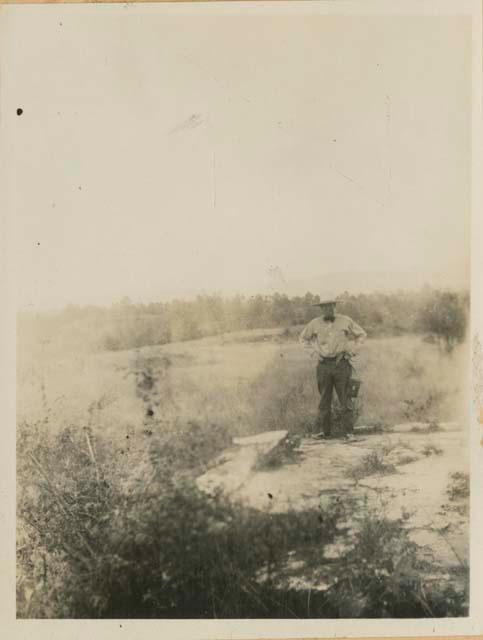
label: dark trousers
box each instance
[315,358,353,436]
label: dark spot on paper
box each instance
[169,113,203,135]
[17,108,23,116]
[146,408,154,417]
[267,493,273,499]
[37,242,40,246]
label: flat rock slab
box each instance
[233,430,288,447]
[237,439,373,512]
[233,428,468,572]
[199,426,468,575]
[197,429,288,496]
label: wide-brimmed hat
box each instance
[311,299,337,307]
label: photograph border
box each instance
[1,1,482,638]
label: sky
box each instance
[5,6,472,310]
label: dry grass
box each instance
[349,451,397,481]
[18,332,468,442]
[422,443,444,457]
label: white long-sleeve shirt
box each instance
[299,314,367,359]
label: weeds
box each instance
[17,418,469,619]
[349,450,397,481]
[379,439,413,456]
[446,472,469,502]
[17,419,341,618]
[397,454,419,465]
[372,440,418,465]
[439,472,470,524]
[422,443,444,457]
[403,392,444,423]
[322,512,468,618]
[410,422,442,434]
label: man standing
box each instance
[299,299,366,440]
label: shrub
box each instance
[447,472,470,501]
[403,392,444,423]
[322,513,468,618]
[418,290,468,353]
[17,416,469,618]
[442,473,470,518]
[349,450,397,481]
[422,443,444,457]
[17,421,341,618]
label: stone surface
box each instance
[197,429,288,496]
[198,424,468,591]
[233,430,288,447]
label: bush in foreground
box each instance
[17,417,469,618]
[17,419,341,618]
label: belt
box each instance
[318,355,338,361]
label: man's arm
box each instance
[299,321,317,353]
[347,318,367,350]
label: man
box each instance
[299,298,366,440]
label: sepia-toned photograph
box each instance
[3,0,481,628]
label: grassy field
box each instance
[16,327,469,618]
[18,328,468,439]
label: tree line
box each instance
[18,287,469,353]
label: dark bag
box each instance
[348,378,361,398]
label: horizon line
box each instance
[16,282,470,315]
